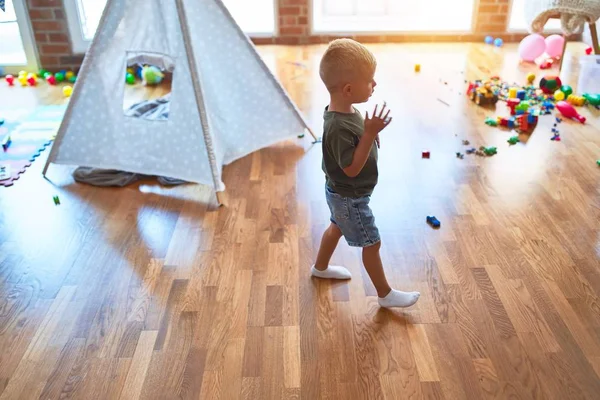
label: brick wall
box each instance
[26,0,560,71]
[27,0,84,72]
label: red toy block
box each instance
[506,98,521,115]
[422,151,430,159]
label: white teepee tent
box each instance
[43,0,315,204]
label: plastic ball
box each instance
[494,38,503,47]
[65,71,75,80]
[54,72,65,82]
[539,75,562,94]
[68,76,77,83]
[127,67,135,75]
[27,76,37,86]
[518,34,546,62]
[46,75,57,85]
[586,46,593,55]
[141,65,164,85]
[18,70,27,77]
[39,69,49,77]
[5,75,15,86]
[484,36,494,45]
[125,72,135,85]
[526,73,536,84]
[560,85,572,97]
[43,72,52,79]
[63,85,73,97]
[554,90,565,101]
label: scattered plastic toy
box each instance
[586,46,593,55]
[426,216,441,228]
[481,146,497,156]
[485,117,498,126]
[526,73,536,84]
[414,64,421,72]
[551,133,561,141]
[5,75,15,86]
[556,101,586,123]
[567,94,585,106]
[466,148,476,154]
[507,136,519,145]
[597,160,600,167]
[539,75,562,94]
[53,195,60,205]
[583,93,600,107]
[462,140,470,145]
[456,152,464,159]
[1,134,11,151]
[422,151,430,159]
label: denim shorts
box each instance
[325,185,381,248]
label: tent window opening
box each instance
[123,52,174,121]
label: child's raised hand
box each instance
[364,102,392,138]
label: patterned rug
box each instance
[0,105,66,187]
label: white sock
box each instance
[378,289,420,308]
[311,265,352,280]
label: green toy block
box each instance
[515,101,530,112]
[483,146,497,156]
[507,136,519,145]
[485,117,498,126]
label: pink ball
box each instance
[518,34,546,62]
[545,34,565,58]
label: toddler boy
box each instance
[311,39,420,308]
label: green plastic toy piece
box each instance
[507,136,519,145]
[583,93,600,107]
[53,195,60,205]
[597,160,600,167]
[515,101,530,112]
[485,117,498,126]
[560,85,573,97]
[482,146,497,156]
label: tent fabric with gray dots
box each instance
[43,0,311,194]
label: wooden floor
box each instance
[1,43,599,399]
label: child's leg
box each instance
[314,223,342,270]
[361,242,392,296]
[362,242,420,308]
[311,223,352,279]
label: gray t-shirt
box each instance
[321,106,378,198]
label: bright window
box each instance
[64,0,275,54]
[0,0,38,72]
[312,0,476,33]
[508,0,561,31]
[222,0,275,35]
[0,0,27,65]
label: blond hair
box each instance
[319,38,376,92]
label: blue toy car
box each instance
[426,216,441,228]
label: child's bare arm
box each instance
[343,104,391,178]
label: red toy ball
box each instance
[539,75,562,94]
[585,46,593,55]
[46,75,57,85]
[5,75,15,86]
[27,76,37,86]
